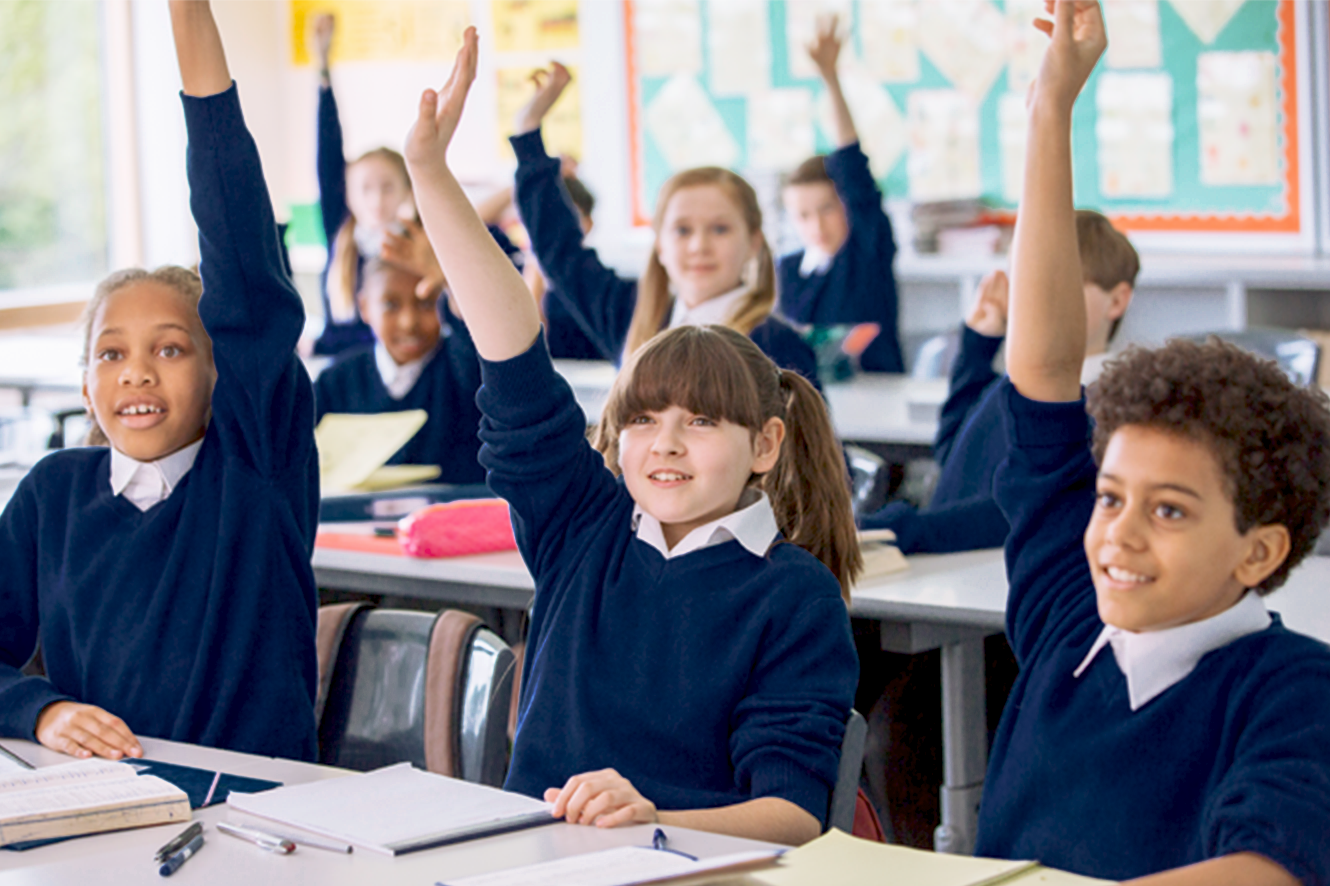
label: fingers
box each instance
[437,27,479,123]
[545,769,649,826]
[36,703,142,760]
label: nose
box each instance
[398,303,421,333]
[650,422,685,456]
[118,354,157,387]
[1103,504,1147,551]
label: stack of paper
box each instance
[859,529,909,580]
[315,411,441,493]
[752,830,1033,886]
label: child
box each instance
[510,64,820,385]
[779,17,902,373]
[979,3,1330,883]
[405,30,859,844]
[862,209,1136,553]
[313,257,485,484]
[0,0,319,761]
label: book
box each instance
[437,846,782,886]
[859,529,909,580]
[227,762,559,856]
[315,410,438,493]
[0,759,190,847]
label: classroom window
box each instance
[0,0,108,291]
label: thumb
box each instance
[418,89,438,124]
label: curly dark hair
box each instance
[1086,338,1330,593]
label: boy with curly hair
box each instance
[976,3,1330,884]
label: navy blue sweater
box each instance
[0,86,319,761]
[511,129,820,386]
[777,143,902,373]
[974,381,1330,884]
[860,325,1008,552]
[480,335,857,823]
[313,315,485,484]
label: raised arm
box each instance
[312,14,349,249]
[169,0,230,98]
[1004,1,1103,403]
[809,16,856,147]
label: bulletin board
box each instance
[623,0,1309,240]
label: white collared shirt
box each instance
[631,488,780,560]
[798,246,834,278]
[668,284,751,330]
[374,343,437,400]
[1073,590,1272,711]
[109,439,205,512]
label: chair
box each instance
[315,604,515,787]
[1187,328,1321,387]
[827,709,869,833]
[904,329,962,381]
[845,445,890,520]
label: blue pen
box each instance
[159,833,204,877]
[651,827,698,862]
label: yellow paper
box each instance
[315,410,428,493]
[356,465,442,492]
[290,0,470,66]
[497,65,583,161]
[750,830,1036,886]
[491,0,578,53]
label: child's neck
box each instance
[676,281,746,310]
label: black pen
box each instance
[153,822,203,864]
[651,827,698,861]
[159,833,204,877]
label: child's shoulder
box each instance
[761,541,845,603]
[27,446,108,480]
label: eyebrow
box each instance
[96,322,195,339]
[1098,473,1204,500]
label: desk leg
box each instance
[933,636,986,855]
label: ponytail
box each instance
[326,217,360,323]
[763,369,862,601]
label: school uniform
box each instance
[777,143,903,373]
[0,84,319,761]
[510,128,820,386]
[974,380,1330,883]
[861,325,1108,553]
[313,309,486,484]
[481,333,857,823]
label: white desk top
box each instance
[0,738,783,884]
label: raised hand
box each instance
[310,13,334,76]
[967,270,1010,338]
[544,768,659,828]
[405,26,479,172]
[806,14,843,82]
[1031,1,1106,114]
[36,701,143,760]
[513,63,572,135]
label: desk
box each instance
[0,738,783,884]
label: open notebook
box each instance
[316,410,442,493]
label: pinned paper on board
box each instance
[998,93,1028,203]
[316,411,438,494]
[632,0,702,77]
[1005,0,1050,94]
[490,0,578,53]
[858,0,920,83]
[748,89,816,170]
[290,0,471,65]
[817,55,907,180]
[1169,0,1245,45]
[1197,50,1279,186]
[907,90,982,201]
[645,74,740,171]
[784,0,854,81]
[1097,72,1175,197]
[708,0,770,96]
[1105,0,1162,69]
[917,0,1008,102]
[497,65,582,161]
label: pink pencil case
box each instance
[397,499,518,558]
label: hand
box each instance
[310,13,334,72]
[806,14,843,83]
[1031,1,1106,114]
[405,27,478,173]
[382,219,448,295]
[967,269,1009,337]
[36,701,143,760]
[513,63,572,135]
[558,154,579,178]
[544,768,658,828]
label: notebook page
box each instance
[0,747,32,774]
[751,829,1037,886]
[437,847,780,886]
[0,759,133,794]
[0,775,185,819]
[228,763,553,852]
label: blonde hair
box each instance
[594,325,861,599]
[327,147,411,323]
[78,266,205,447]
[624,168,776,358]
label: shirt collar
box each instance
[1073,590,1272,711]
[374,342,437,400]
[631,488,779,560]
[109,438,205,511]
[668,284,751,330]
[798,246,834,277]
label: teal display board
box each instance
[624,0,1304,235]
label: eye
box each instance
[1095,491,1120,510]
[674,225,691,237]
[159,344,183,358]
[97,348,122,362]
[626,414,654,426]
[1154,502,1186,520]
[689,415,716,427]
[711,224,730,236]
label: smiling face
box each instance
[655,185,763,309]
[357,264,441,365]
[82,281,216,461]
[618,405,783,549]
[346,153,412,230]
[1084,424,1289,632]
[782,181,849,257]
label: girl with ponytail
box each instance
[405,30,857,845]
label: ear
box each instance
[749,229,765,262]
[1106,282,1133,321]
[81,378,92,413]
[1233,523,1292,589]
[751,416,786,474]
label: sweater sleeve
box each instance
[935,325,1003,468]
[730,581,859,824]
[859,494,1009,554]
[476,333,623,585]
[0,475,73,739]
[511,128,638,362]
[991,380,1099,668]
[824,142,895,262]
[183,84,316,484]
